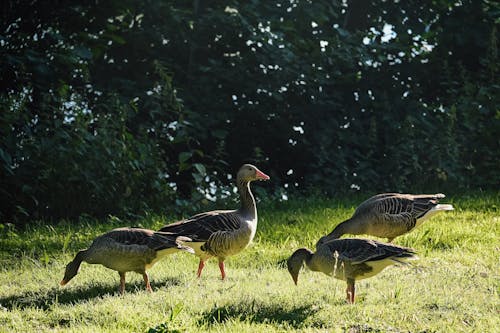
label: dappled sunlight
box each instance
[0,194,498,331]
[0,0,497,331]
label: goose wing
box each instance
[102,227,154,246]
[375,194,443,226]
[99,227,181,251]
[326,238,414,264]
[158,210,242,242]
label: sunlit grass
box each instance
[0,193,498,332]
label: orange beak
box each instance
[255,169,270,180]
[60,279,68,286]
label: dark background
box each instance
[1,0,498,222]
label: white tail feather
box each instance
[391,255,419,265]
[176,236,195,254]
[433,204,454,211]
[416,204,454,226]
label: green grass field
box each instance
[0,193,498,332]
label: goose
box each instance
[60,227,193,294]
[158,164,270,280]
[318,193,454,244]
[287,238,417,303]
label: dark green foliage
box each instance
[1,1,498,222]
[0,1,199,221]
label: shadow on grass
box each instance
[198,300,319,329]
[342,323,428,333]
[0,277,182,310]
[343,324,387,333]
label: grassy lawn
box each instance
[0,193,498,332]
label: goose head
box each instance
[60,260,80,286]
[237,164,270,182]
[286,248,313,285]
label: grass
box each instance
[0,193,498,332]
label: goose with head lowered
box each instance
[60,227,193,294]
[158,164,270,280]
[318,193,454,244]
[287,237,417,304]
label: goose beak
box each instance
[288,266,299,285]
[255,169,270,181]
[60,279,68,286]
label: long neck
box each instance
[298,248,316,271]
[63,250,87,283]
[303,247,337,274]
[73,250,87,266]
[237,179,256,218]
[327,218,353,239]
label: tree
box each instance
[1,0,498,222]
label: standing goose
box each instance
[60,227,193,294]
[287,238,417,304]
[158,164,270,280]
[318,193,454,244]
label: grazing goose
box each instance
[60,227,193,294]
[318,193,454,244]
[287,238,417,303]
[159,164,270,280]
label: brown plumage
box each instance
[158,164,270,280]
[60,227,193,294]
[287,238,417,303]
[318,193,454,244]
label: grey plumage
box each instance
[287,238,417,303]
[319,193,454,243]
[60,227,193,294]
[158,164,270,279]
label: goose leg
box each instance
[119,272,126,295]
[346,279,355,304]
[143,273,152,293]
[197,260,206,278]
[218,261,226,280]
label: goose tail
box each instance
[175,236,195,254]
[432,204,454,211]
[391,252,419,265]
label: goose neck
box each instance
[329,218,352,239]
[237,180,256,218]
[299,248,316,270]
[75,249,88,263]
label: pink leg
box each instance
[143,273,152,293]
[218,261,226,280]
[119,272,126,295]
[346,279,355,304]
[197,260,205,278]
